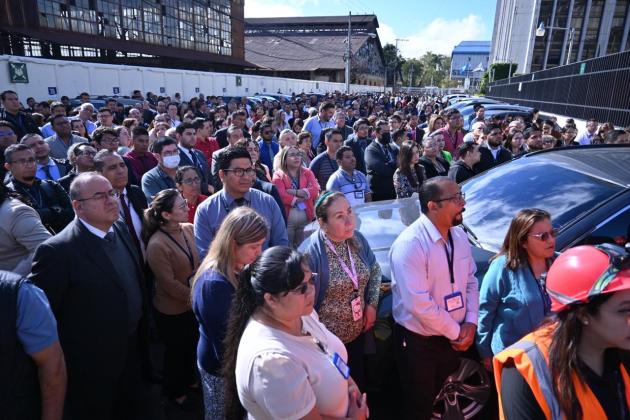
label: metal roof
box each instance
[244,34,369,71]
[245,15,379,27]
[452,41,491,55]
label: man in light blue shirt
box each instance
[194,147,288,258]
[326,146,371,206]
[302,102,335,152]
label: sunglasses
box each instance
[288,274,317,295]
[529,228,559,242]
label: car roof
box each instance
[519,145,630,186]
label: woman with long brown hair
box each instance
[393,140,426,198]
[191,207,267,419]
[476,209,556,371]
[494,244,630,420]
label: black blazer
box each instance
[179,147,212,195]
[214,127,250,149]
[364,141,399,201]
[344,135,371,174]
[474,146,512,174]
[419,155,451,179]
[126,184,148,216]
[30,219,150,380]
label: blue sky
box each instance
[244,0,497,59]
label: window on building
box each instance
[607,0,629,54]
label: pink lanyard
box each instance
[324,236,359,291]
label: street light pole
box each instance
[536,22,576,67]
[345,12,352,94]
[394,38,408,93]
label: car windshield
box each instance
[461,158,624,252]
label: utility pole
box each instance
[345,12,352,94]
[408,64,413,92]
[393,38,408,93]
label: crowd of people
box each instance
[1,86,629,420]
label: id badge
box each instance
[332,352,350,379]
[296,201,307,210]
[444,291,464,312]
[351,296,363,322]
[354,190,364,199]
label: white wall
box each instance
[0,55,378,101]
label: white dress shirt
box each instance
[389,214,479,341]
[79,218,114,239]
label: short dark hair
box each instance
[175,165,200,184]
[192,117,211,131]
[392,128,407,143]
[523,127,541,139]
[325,128,343,142]
[605,129,627,144]
[175,121,194,135]
[4,143,31,162]
[483,123,503,135]
[375,120,389,133]
[458,142,477,159]
[91,126,117,144]
[419,176,451,214]
[218,147,252,171]
[442,108,461,120]
[0,90,17,101]
[353,118,369,131]
[131,126,149,138]
[153,136,177,154]
[0,120,17,132]
[319,102,335,112]
[51,114,68,125]
[335,146,353,160]
[389,115,402,123]
[97,107,112,115]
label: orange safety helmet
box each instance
[546,244,630,313]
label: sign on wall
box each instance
[113,87,120,94]
[159,87,166,93]
[48,87,58,96]
[9,62,28,83]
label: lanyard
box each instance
[324,236,358,291]
[442,231,455,290]
[160,228,195,271]
[527,263,552,315]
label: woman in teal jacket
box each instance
[476,208,556,371]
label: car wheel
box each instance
[431,358,492,420]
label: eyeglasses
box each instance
[288,274,317,295]
[181,177,201,185]
[434,192,465,203]
[9,157,36,166]
[529,228,559,242]
[76,189,118,202]
[224,167,256,177]
[101,137,120,145]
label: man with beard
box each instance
[365,120,399,201]
[473,124,512,174]
[4,144,74,234]
[389,177,479,420]
[21,133,71,181]
[523,127,543,152]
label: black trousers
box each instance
[345,332,366,392]
[64,331,144,420]
[154,309,199,399]
[393,323,460,420]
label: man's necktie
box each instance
[190,150,199,167]
[41,165,53,180]
[120,193,143,258]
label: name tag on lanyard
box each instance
[443,231,464,313]
[324,236,362,321]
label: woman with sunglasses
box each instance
[494,244,630,420]
[192,207,267,419]
[142,189,201,410]
[223,246,369,420]
[175,166,207,224]
[477,208,556,372]
[302,192,382,390]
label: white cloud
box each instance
[380,14,489,58]
[377,22,396,46]
[244,0,322,18]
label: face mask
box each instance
[162,155,180,169]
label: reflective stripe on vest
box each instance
[506,340,562,419]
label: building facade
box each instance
[450,41,490,89]
[491,0,630,74]
[244,15,386,86]
[0,0,250,72]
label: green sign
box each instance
[9,62,28,83]
[579,63,586,74]
[235,76,242,87]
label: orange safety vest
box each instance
[493,324,630,420]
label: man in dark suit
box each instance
[365,120,399,201]
[474,124,512,174]
[344,118,371,174]
[94,150,148,262]
[21,134,71,181]
[213,110,250,149]
[30,172,150,420]
[175,122,213,195]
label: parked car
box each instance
[445,97,504,112]
[460,104,533,130]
